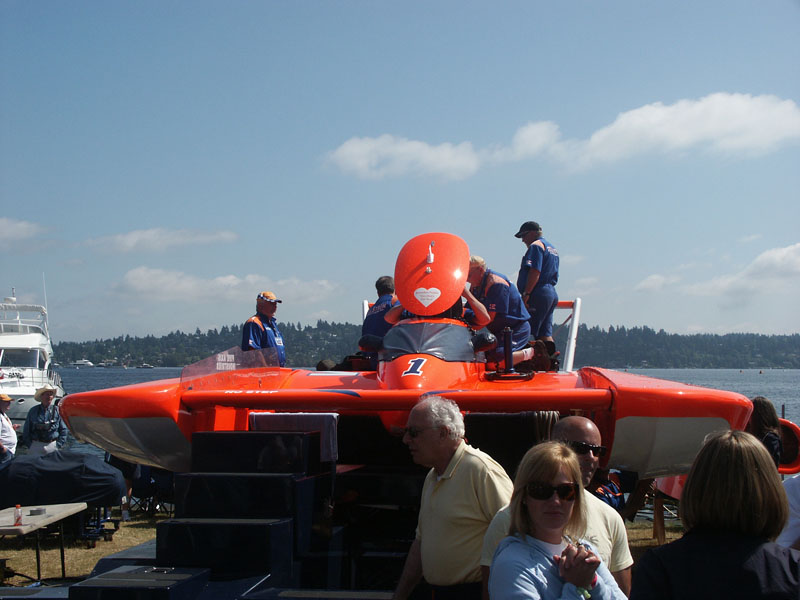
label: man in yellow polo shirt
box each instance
[393,396,512,600]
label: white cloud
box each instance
[634,274,682,292]
[87,228,238,253]
[568,277,602,297]
[114,267,338,304]
[683,242,800,305]
[560,254,585,266]
[328,93,800,179]
[326,134,480,180]
[0,218,45,247]
[738,233,762,243]
[568,93,800,169]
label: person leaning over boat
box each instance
[480,416,633,597]
[21,384,68,456]
[463,255,536,369]
[0,394,17,464]
[630,430,800,599]
[393,396,513,600]
[241,291,286,367]
[488,441,626,600]
[515,221,559,361]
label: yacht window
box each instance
[0,348,39,368]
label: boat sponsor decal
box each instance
[215,353,237,371]
[413,287,441,307]
[402,357,427,377]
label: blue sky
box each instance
[2,1,799,342]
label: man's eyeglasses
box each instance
[526,482,579,501]
[563,440,607,457]
[402,426,438,439]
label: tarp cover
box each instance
[0,451,125,509]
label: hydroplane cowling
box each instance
[393,232,468,317]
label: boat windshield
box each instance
[381,320,478,363]
[180,345,282,384]
[0,348,40,368]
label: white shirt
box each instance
[0,411,17,456]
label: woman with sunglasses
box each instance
[489,441,625,600]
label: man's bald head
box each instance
[551,416,604,487]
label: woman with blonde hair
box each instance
[631,430,800,599]
[489,441,625,599]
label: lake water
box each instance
[56,366,800,454]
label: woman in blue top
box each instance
[489,441,625,600]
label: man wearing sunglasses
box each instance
[393,396,512,600]
[550,417,634,596]
[480,416,633,598]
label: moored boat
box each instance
[70,358,95,368]
[0,289,66,426]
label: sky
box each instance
[2,1,799,343]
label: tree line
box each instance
[54,321,800,369]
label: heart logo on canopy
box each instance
[414,287,441,307]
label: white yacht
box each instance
[70,359,95,368]
[0,289,66,426]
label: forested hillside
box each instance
[54,321,800,369]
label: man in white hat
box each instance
[0,394,17,464]
[22,384,68,455]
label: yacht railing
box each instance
[0,303,50,339]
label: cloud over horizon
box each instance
[683,242,800,307]
[328,93,800,180]
[0,218,46,248]
[87,228,239,253]
[114,267,338,305]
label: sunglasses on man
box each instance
[401,426,439,439]
[562,440,607,457]
[526,481,579,501]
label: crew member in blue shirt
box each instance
[515,221,560,358]
[362,276,399,339]
[22,384,68,455]
[361,276,400,369]
[464,256,536,369]
[241,291,286,367]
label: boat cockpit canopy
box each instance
[380,320,481,363]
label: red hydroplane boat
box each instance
[59,232,800,477]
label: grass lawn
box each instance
[1,507,685,589]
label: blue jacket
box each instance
[241,313,286,367]
[22,403,68,448]
[489,534,625,600]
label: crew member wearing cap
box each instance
[241,291,287,367]
[22,384,68,456]
[514,221,560,359]
[0,394,17,464]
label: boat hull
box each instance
[60,352,780,477]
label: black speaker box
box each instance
[191,431,322,475]
[173,472,330,554]
[68,565,209,600]
[156,518,293,579]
